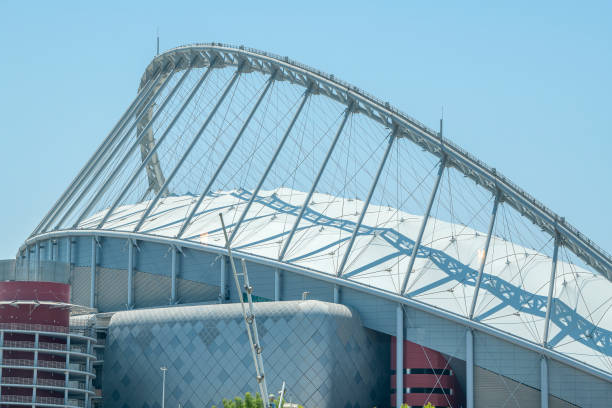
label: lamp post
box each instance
[160,366,168,408]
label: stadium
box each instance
[0,43,610,408]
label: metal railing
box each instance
[0,392,85,407]
[3,358,34,366]
[1,376,33,385]
[1,376,86,390]
[0,322,95,337]
[2,340,88,354]
[1,358,86,372]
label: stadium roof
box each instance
[24,43,612,377]
[76,188,612,373]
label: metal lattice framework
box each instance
[21,43,612,385]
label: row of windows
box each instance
[391,387,453,395]
[390,368,453,375]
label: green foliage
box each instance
[214,392,304,408]
[245,392,256,408]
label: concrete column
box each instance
[395,304,403,408]
[274,269,281,301]
[67,237,72,275]
[35,242,40,280]
[90,237,97,309]
[170,246,178,304]
[26,245,30,279]
[33,333,39,404]
[466,329,474,408]
[541,356,549,408]
[127,239,134,308]
[65,336,71,404]
[333,285,340,304]
[219,256,226,303]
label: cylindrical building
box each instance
[0,282,96,408]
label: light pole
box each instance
[160,366,168,408]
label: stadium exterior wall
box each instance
[9,234,612,407]
[102,301,389,408]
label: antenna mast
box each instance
[156,28,160,56]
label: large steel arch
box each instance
[132,43,612,280]
[20,43,612,403]
[33,42,612,280]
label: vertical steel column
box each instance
[171,246,178,304]
[73,66,191,228]
[35,242,40,281]
[219,256,227,303]
[401,156,446,294]
[541,356,549,408]
[67,237,72,267]
[228,87,312,244]
[90,237,97,309]
[395,304,404,408]
[542,233,560,346]
[468,194,500,319]
[278,105,353,260]
[34,67,164,235]
[127,239,134,309]
[333,285,340,304]
[337,131,396,277]
[466,329,474,408]
[176,73,277,239]
[26,245,30,279]
[98,63,216,228]
[274,269,281,301]
[133,65,242,232]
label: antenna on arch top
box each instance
[156,27,160,56]
[439,106,444,138]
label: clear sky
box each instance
[0,1,610,259]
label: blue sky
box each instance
[0,1,610,259]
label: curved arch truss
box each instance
[26,43,611,377]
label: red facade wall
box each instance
[0,281,71,327]
[391,337,464,408]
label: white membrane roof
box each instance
[80,188,612,374]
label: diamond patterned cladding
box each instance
[102,300,389,408]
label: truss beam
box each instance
[227,86,312,244]
[134,64,242,233]
[55,62,181,230]
[176,73,277,239]
[37,66,166,235]
[278,104,353,261]
[97,64,214,228]
[468,194,500,319]
[336,129,396,277]
[400,156,446,295]
[72,63,191,228]
[542,233,560,346]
